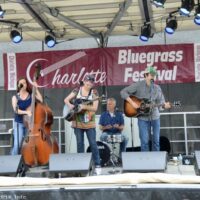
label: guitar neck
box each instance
[152,103,163,108]
[81,97,100,105]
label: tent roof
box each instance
[0,0,199,46]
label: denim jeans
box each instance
[74,128,101,166]
[11,122,27,155]
[138,118,160,151]
[100,132,128,153]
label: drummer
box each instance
[99,98,128,155]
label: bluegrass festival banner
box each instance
[3,43,198,90]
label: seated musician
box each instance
[99,98,128,155]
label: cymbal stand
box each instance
[108,142,121,174]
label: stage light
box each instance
[152,0,166,8]
[139,24,151,42]
[10,30,23,43]
[0,6,5,18]
[45,35,56,48]
[165,18,177,34]
[179,0,195,16]
[194,4,200,25]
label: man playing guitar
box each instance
[120,66,171,152]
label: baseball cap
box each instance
[144,66,157,76]
[84,74,95,82]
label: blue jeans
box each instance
[138,118,160,151]
[100,132,128,153]
[74,128,101,166]
[11,122,27,155]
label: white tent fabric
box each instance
[1,173,200,187]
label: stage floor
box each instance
[0,160,198,185]
[0,161,200,200]
[23,159,196,177]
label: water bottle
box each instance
[178,154,183,165]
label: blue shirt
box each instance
[15,93,32,123]
[99,111,124,133]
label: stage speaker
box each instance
[49,153,92,177]
[194,151,200,175]
[122,151,168,173]
[0,155,23,176]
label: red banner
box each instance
[3,44,195,90]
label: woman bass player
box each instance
[11,77,43,155]
[64,74,101,175]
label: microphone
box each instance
[150,79,154,96]
[150,79,154,84]
[18,83,23,90]
[44,95,49,99]
[101,94,107,105]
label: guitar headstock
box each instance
[33,63,41,81]
[100,94,107,104]
[171,101,181,109]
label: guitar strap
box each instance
[74,87,93,124]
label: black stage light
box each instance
[152,0,166,8]
[179,0,195,16]
[165,18,177,34]
[139,24,151,42]
[194,4,200,25]
[45,35,56,48]
[0,6,5,18]
[10,30,23,43]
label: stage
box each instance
[0,161,200,200]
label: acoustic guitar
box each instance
[63,96,102,121]
[124,96,181,118]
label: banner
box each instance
[3,43,195,90]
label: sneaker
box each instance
[94,166,102,175]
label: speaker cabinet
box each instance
[122,151,167,173]
[0,155,23,176]
[49,153,92,177]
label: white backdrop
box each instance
[64,115,140,153]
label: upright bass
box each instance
[21,66,59,167]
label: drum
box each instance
[87,141,110,167]
[107,134,122,143]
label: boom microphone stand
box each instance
[130,117,134,149]
[148,79,154,151]
[16,84,23,155]
[16,105,20,154]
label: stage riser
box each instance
[122,151,168,173]
[49,153,92,177]
[1,187,200,200]
[0,155,22,176]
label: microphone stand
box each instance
[16,105,20,154]
[16,86,23,155]
[14,104,22,176]
[130,117,134,149]
[148,79,154,151]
